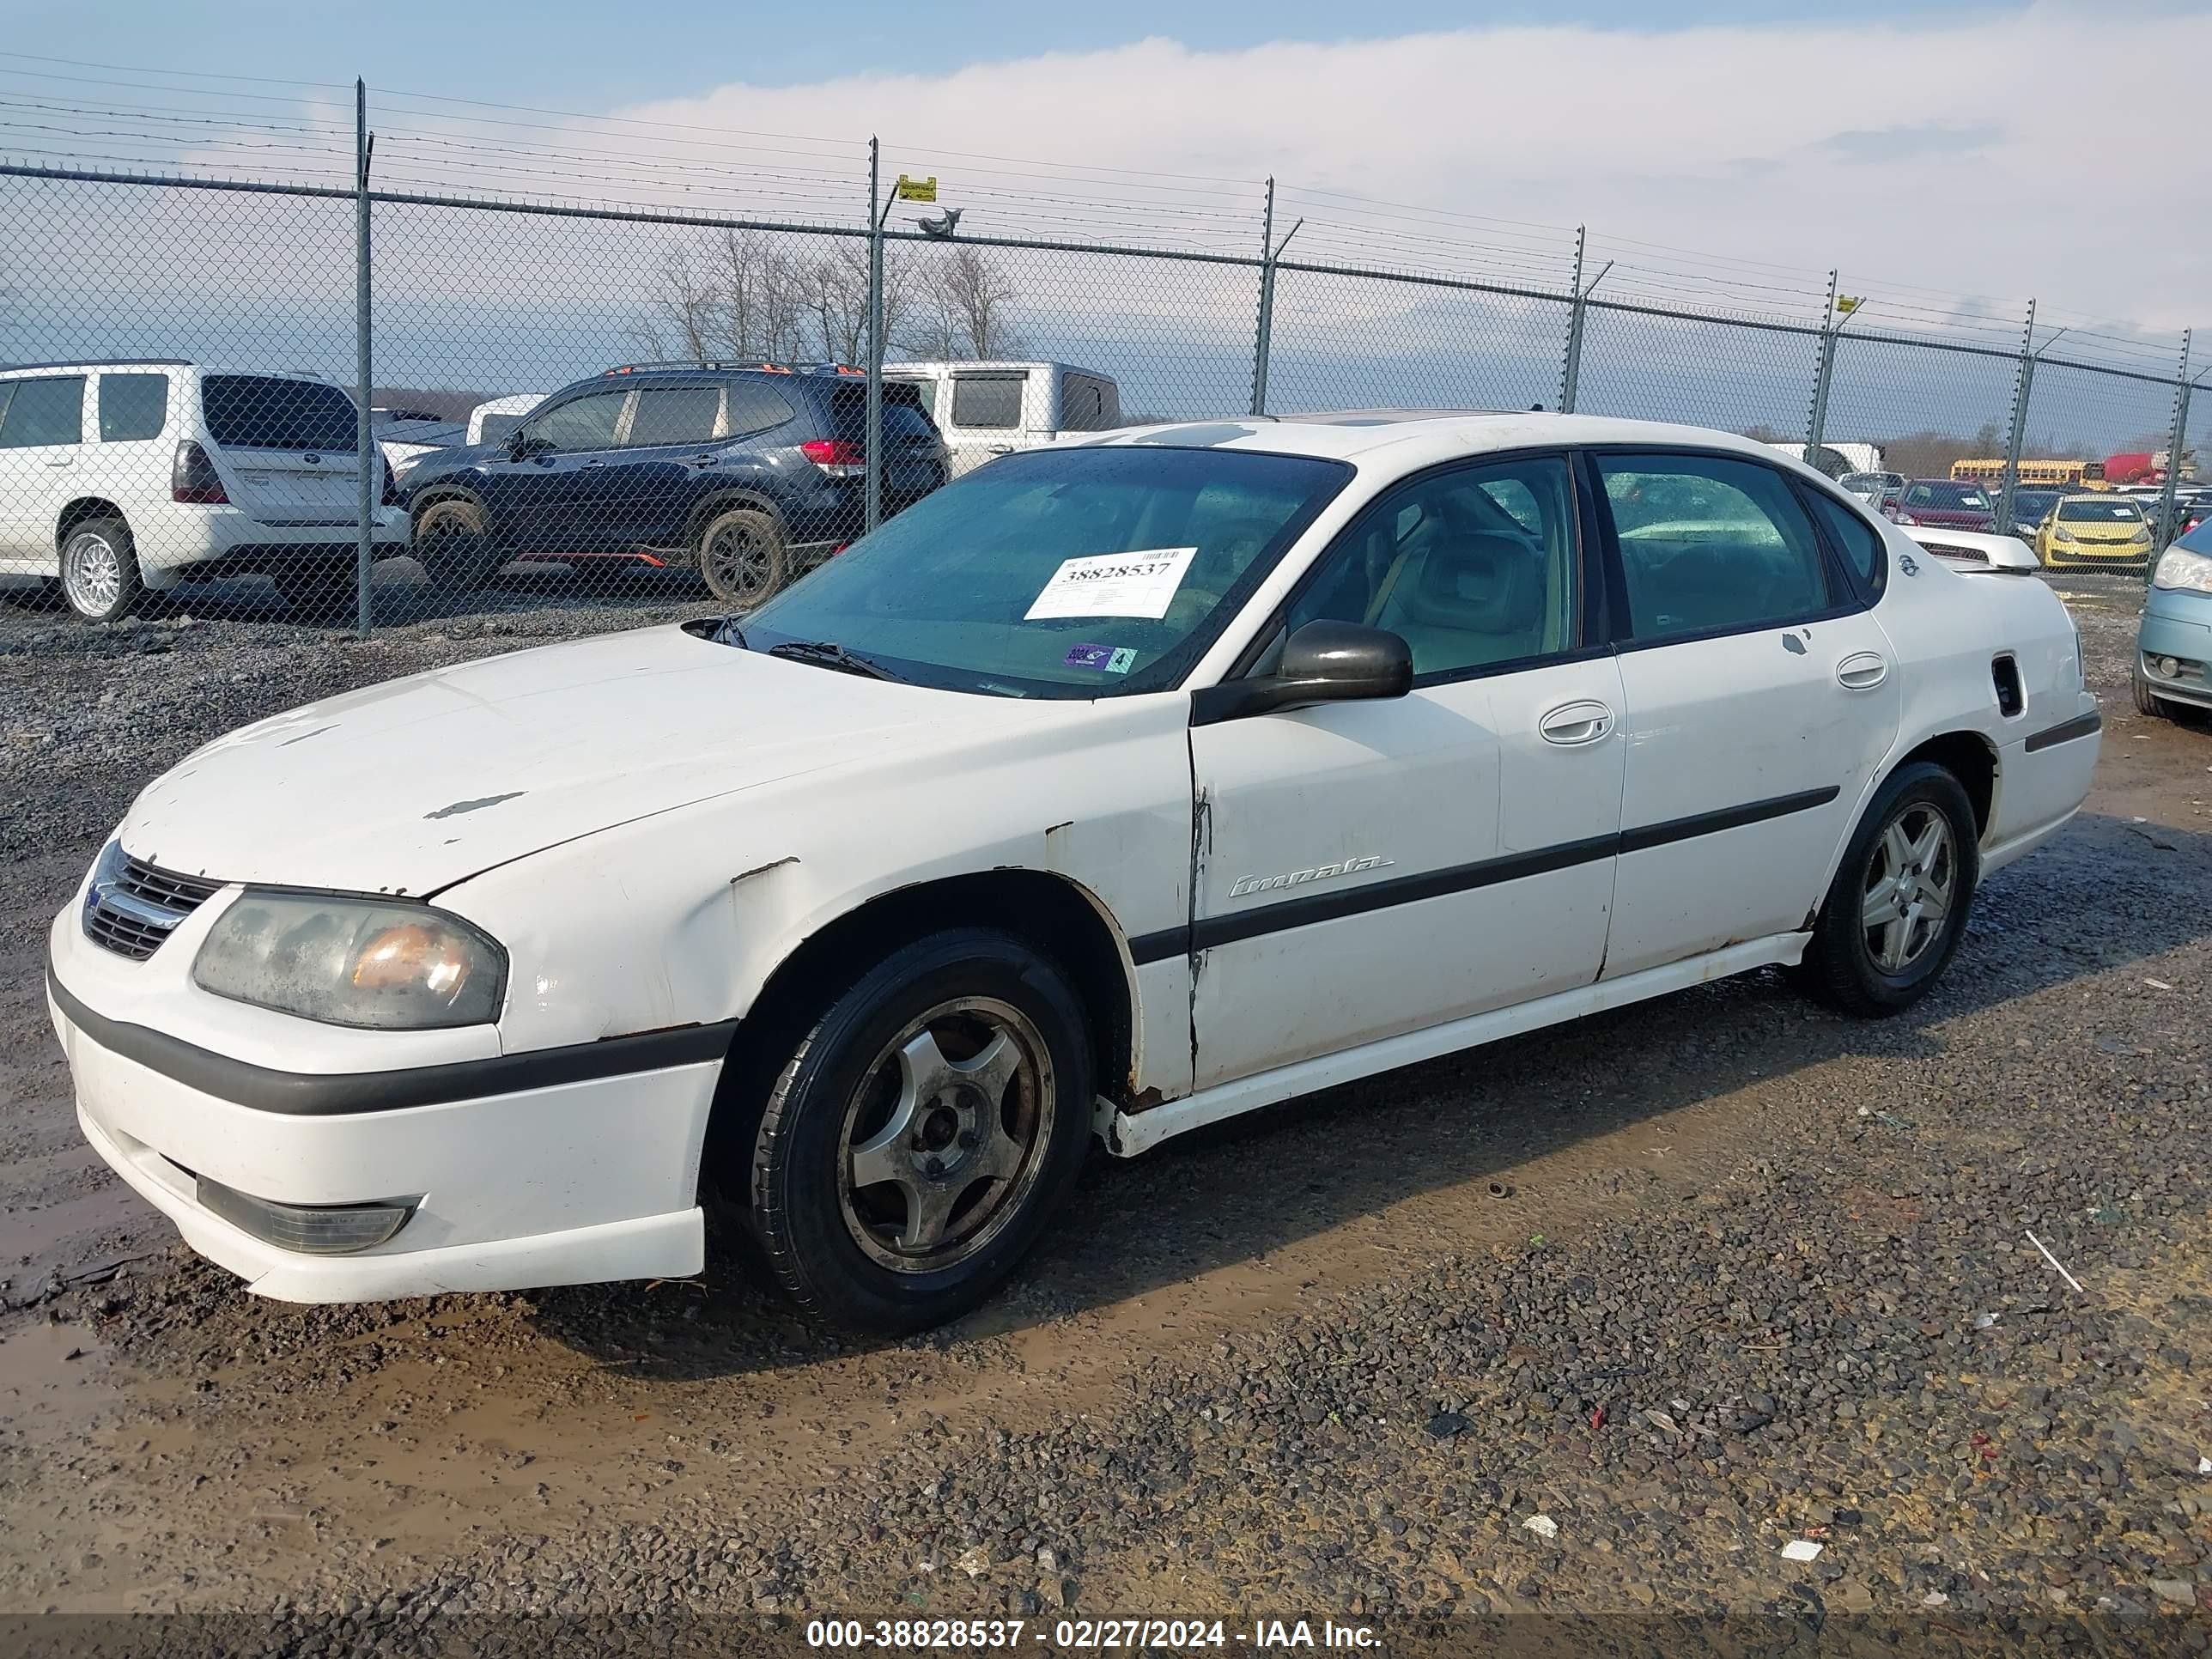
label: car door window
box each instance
[627,386,722,447]
[98,373,169,442]
[950,374,1023,429]
[1596,453,1831,641]
[1802,487,1885,595]
[521,391,627,453]
[0,376,85,447]
[1284,455,1578,678]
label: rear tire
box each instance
[1797,762,1979,1018]
[413,497,501,594]
[58,517,143,623]
[696,507,787,608]
[748,928,1093,1335]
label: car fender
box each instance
[681,483,787,547]
[1813,524,2084,893]
[433,690,1198,1101]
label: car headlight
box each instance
[2054,526,2075,542]
[2131,526,2152,543]
[194,893,506,1029]
[2153,547,2212,595]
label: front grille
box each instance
[1922,542,1990,564]
[83,855,223,961]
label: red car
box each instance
[1886,479,1997,532]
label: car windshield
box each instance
[2058,498,2142,522]
[1914,483,1991,509]
[2179,518,2212,553]
[741,444,1353,698]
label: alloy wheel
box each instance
[703,521,775,605]
[1861,804,1957,974]
[836,997,1055,1273]
[61,530,123,617]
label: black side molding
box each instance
[47,962,735,1117]
[2022,709,2102,754]
[1134,785,1841,962]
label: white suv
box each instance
[0,362,410,621]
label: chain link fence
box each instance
[1,126,2203,641]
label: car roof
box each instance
[1075,410,1838,468]
[0,362,328,379]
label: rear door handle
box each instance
[45,456,73,468]
[1837,651,1889,690]
[1539,699,1615,746]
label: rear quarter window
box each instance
[724,382,796,438]
[950,374,1024,430]
[1803,489,1887,594]
[97,373,169,441]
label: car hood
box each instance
[120,627,1007,896]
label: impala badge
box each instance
[1228,854,1394,900]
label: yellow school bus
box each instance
[1950,458,2107,488]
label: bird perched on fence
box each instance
[915,207,963,240]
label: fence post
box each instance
[352,79,373,640]
[1249,177,1276,417]
[865,137,884,536]
[1558,225,1586,414]
[1804,270,1838,459]
[1996,299,2036,538]
[2150,330,2192,572]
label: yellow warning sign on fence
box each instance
[895,175,938,203]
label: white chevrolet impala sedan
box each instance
[48,413,2101,1333]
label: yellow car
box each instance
[2037,494,2154,568]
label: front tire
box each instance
[2132,671,2173,721]
[413,497,501,594]
[1798,762,1979,1017]
[749,928,1093,1334]
[59,517,143,623]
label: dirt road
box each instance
[3,574,2209,1641]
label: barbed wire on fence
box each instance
[0,60,2203,639]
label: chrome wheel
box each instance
[837,997,1054,1273]
[1861,804,1957,974]
[62,529,124,617]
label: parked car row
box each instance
[2,356,1126,622]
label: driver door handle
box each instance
[1539,699,1614,746]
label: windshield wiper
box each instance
[765,639,904,682]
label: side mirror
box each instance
[508,429,548,459]
[1191,620,1413,726]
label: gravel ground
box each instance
[3,571,2211,1651]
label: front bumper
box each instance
[2139,589,2212,710]
[48,902,717,1303]
[2042,540,2152,568]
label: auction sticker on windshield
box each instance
[1025,547,1197,620]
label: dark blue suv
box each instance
[398,363,949,605]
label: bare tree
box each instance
[805,240,924,364]
[634,233,1021,366]
[922,246,1024,359]
[629,241,720,362]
